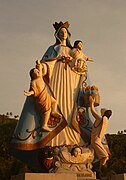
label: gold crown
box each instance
[53,21,70,32]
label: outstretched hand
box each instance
[24,90,30,96]
[87,57,94,62]
[24,90,34,96]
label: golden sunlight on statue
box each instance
[89,96,112,166]
[11,21,112,179]
[52,145,94,174]
[24,60,62,132]
[70,40,93,75]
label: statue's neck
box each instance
[60,40,66,46]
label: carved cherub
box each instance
[53,146,94,173]
[56,146,93,164]
[24,60,62,132]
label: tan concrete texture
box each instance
[11,173,77,180]
[101,173,126,180]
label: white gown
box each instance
[42,45,87,146]
[11,44,92,151]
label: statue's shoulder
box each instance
[45,44,55,52]
[46,44,61,51]
[42,44,61,60]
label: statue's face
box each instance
[76,42,83,50]
[73,147,82,157]
[58,27,68,41]
[33,68,40,78]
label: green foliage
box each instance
[0,115,30,180]
[106,134,126,174]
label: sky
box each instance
[0,0,126,134]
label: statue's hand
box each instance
[89,96,95,104]
[61,56,66,61]
[24,90,29,96]
[24,90,34,96]
[36,59,41,65]
[87,57,94,62]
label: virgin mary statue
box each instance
[11,21,93,166]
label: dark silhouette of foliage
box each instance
[0,115,31,180]
[105,134,126,174]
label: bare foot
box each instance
[42,126,51,132]
[100,156,109,166]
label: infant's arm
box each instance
[82,53,93,62]
[24,81,35,96]
[36,59,48,76]
[87,57,93,62]
[36,60,43,77]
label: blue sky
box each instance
[0,0,126,133]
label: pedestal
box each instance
[11,173,96,180]
[11,173,77,180]
[101,173,126,180]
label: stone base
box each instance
[11,173,126,180]
[77,172,96,180]
[11,173,76,180]
[101,173,126,180]
[11,173,96,180]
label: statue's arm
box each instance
[24,81,35,96]
[36,60,43,77]
[87,57,93,62]
[82,53,93,62]
[41,45,58,61]
[89,96,101,120]
[24,90,34,96]
[41,46,52,60]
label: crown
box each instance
[53,21,70,32]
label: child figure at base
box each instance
[24,60,62,132]
[89,96,112,166]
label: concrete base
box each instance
[11,173,76,180]
[101,173,126,180]
[11,173,126,180]
[11,173,96,180]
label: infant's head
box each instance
[74,40,83,50]
[30,68,40,80]
[71,146,82,157]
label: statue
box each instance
[89,96,112,166]
[10,21,110,177]
[50,146,95,176]
[24,60,62,132]
[40,21,93,147]
[70,40,93,74]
